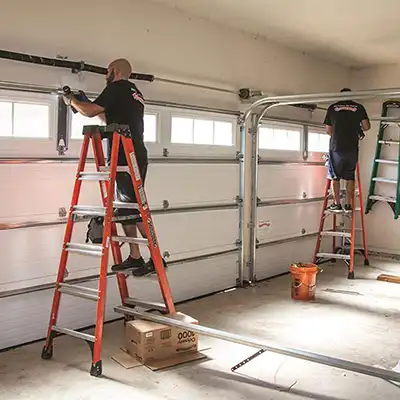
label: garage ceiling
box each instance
[151,0,400,67]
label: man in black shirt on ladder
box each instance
[324,88,371,212]
[64,59,155,277]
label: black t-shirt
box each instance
[94,80,147,166]
[324,100,369,153]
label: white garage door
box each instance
[0,100,241,349]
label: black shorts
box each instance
[327,151,358,181]
[115,160,148,225]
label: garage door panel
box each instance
[0,253,238,350]
[257,202,322,242]
[258,165,326,200]
[256,237,316,280]
[146,164,239,207]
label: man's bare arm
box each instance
[361,119,371,132]
[325,125,333,136]
[70,99,105,118]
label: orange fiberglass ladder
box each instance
[313,163,369,279]
[41,123,175,376]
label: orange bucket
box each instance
[290,263,320,301]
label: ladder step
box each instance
[340,244,365,251]
[100,166,130,173]
[316,252,351,260]
[65,242,103,257]
[124,297,167,312]
[320,231,351,238]
[113,202,140,209]
[79,172,110,181]
[375,159,399,165]
[52,325,95,342]
[58,283,99,301]
[372,177,397,184]
[112,236,149,245]
[369,195,396,203]
[379,140,400,145]
[72,205,106,217]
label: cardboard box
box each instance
[125,312,198,363]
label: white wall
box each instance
[0,0,352,349]
[350,65,400,254]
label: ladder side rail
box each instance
[356,163,369,263]
[91,132,121,370]
[366,102,388,213]
[349,189,356,279]
[395,134,400,219]
[121,135,176,314]
[313,179,331,263]
[43,135,91,350]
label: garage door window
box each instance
[171,116,234,146]
[259,123,301,151]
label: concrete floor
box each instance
[1,256,400,400]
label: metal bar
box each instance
[249,114,259,283]
[243,87,400,121]
[154,77,237,95]
[113,202,140,209]
[79,172,110,181]
[52,325,95,342]
[231,349,266,372]
[59,283,99,293]
[58,287,99,301]
[114,307,400,384]
[72,206,106,216]
[0,248,238,299]
[258,196,324,208]
[317,253,351,260]
[373,177,397,184]
[258,159,325,166]
[257,232,317,249]
[238,123,246,287]
[124,297,168,313]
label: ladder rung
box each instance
[112,236,149,245]
[113,202,140,209]
[372,177,397,184]
[72,205,106,217]
[65,242,103,257]
[52,326,95,342]
[124,297,167,312]
[100,166,130,173]
[369,195,396,203]
[79,172,110,181]
[316,252,351,260]
[340,244,365,251]
[320,231,351,238]
[379,140,400,145]
[375,159,399,165]
[58,283,99,301]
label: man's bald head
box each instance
[106,59,132,83]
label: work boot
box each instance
[344,204,352,213]
[132,258,168,278]
[111,256,145,272]
[327,203,343,212]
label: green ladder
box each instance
[366,100,400,219]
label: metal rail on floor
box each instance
[114,306,400,383]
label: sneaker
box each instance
[132,258,168,278]
[111,256,145,272]
[327,203,343,212]
[344,204,352,212]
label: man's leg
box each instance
[331,179,341,204]
[343,152,358,212]
[345,180,355,208]
[327,151,343,211]
[122,222,147,258]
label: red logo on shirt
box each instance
[131,90,145,105]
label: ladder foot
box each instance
[90,360,102,377]
[347,271,355,280]
[364,259,370,266]
[41,345,53,360]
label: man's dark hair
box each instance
[340,88,352,92]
